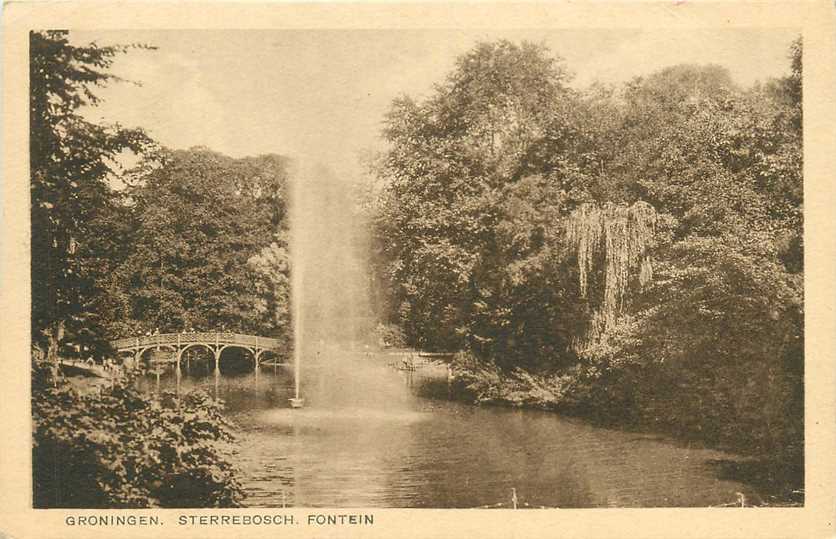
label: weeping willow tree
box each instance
[566,201,657,348]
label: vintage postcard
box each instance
[1,1,834,538]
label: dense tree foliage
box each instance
[107,149,291,347]
[373,41,586,362]
[30,31,293,358]
[372,38,804,490]
[32,361,243,507]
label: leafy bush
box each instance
[32,360,243,508]
[590,237,804,460]
[450,351,574,409]
[373,323,407,348]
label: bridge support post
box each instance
[176,334,181,371]
[213,348,221,374]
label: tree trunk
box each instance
[43,321,64,383]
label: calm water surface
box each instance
[141,355,758,508]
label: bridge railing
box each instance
[111,332,280,351]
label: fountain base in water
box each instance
[289,397,305,408]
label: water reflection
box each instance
[141,357,760,508]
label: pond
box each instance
[139,352,760,508]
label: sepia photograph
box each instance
[3,2,836,538]
[26,25,805,509]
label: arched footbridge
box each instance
[111,332,281,371]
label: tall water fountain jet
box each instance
[288,161,309,409]
[288,161,386,411]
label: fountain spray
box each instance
[288,161,305,409]
[286,159,386,410]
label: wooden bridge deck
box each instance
[112,332,279,352]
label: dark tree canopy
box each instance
[30,30,153,360]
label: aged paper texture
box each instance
[2,1,835,538]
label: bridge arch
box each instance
[135,344,177,363]
[217,343,256,357]
[214,346,260,374]
[177,342,216,359]
[254,348,280,365]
